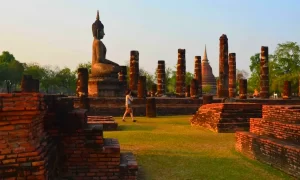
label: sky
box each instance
[0,0,300,77]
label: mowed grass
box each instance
[104,116,292,180]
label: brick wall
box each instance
[0,93,138,179]
[71,97,300,117]
[72,97,221,116]
[190,103,262,133]
[236,105,300,178]
[0,93,56,179]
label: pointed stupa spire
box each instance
[96,10,99,20]
[203,44,208,62]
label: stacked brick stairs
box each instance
[190,103,262,132]
[236,105,300,178]
[87,116,118,131]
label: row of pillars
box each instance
[129,49,203,98]
[218,34,273,99]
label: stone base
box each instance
[236,132,300,178]
[88,75,123,97]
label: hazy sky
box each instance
[0,0,299,76]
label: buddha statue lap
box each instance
[91,11,120,77]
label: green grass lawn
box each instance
[104,116,292,180]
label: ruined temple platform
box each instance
[0,93,138,179]
[88,115,118,131]
[236,105,300,178]
[190,103,262,133]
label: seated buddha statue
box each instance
[91,11,120,77]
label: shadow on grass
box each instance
[136,152,292,180]
[118,124,156,131]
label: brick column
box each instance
[176,49,186,97]
[157,60,166,96]
[228,53,236,98]
[185,85,190,97]
[119,66,128,95]
[21,75,39,93]
[0,93,49,179]
[298,77,300,97]
[190,79,198,99]
[146,98,156,117]
[151,84,157,97]
[194,56,202,97]
[216,79,220,97]
[138,76,146,99]
[260,46,269,98]
[129,50,139,91]
[77,68,89,97]
[239,79,247,99]
[203,95,213,105]
[77,68,89,110]
[219,34,229,98]
[283,81,291,99]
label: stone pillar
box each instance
[185,85,190,97]
[283,81,292,99]
[146,98,156,117]
[138,76,146,99]
[239,79,247,99]
[228,53,236,98]
[119,66,128,95]
[77,68,89,109]
[157,60,166,96]
[219,34,229,98]
[216,79,220,97]
[21,75,39,93]
[203,95,213,105]
[129,50,139,91]
[77,68,89,97]
[260,46,269,98]
[190,79,198,99]
[299,78,300,97]
[194,56,202,97]
[151,84,157,97]
[176,49,186,97]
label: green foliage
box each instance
[248,42,300,94]
[185,72,194,86]
[77,61,91,74]
[202,85,212,94]
[56,67,76,94]
[0,51,15,64]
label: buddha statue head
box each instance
[92,10,105,40]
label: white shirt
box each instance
[125,95,133,106]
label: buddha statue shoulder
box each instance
[91,11,120,77]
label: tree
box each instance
[203,85,212,94]
[0,51,24,91]
[185,72,194,87]
[0,51,15,64]
[248,41,300,94]
[77,61,92,74]
[55,67,76,94]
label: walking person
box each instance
[122,89,136,122]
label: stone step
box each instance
[87,116,118,131]
[103,138,120,154]
[262,105,300,124]
[250,118,300,145]
[236,131,300,178]
[120,152,138,180]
